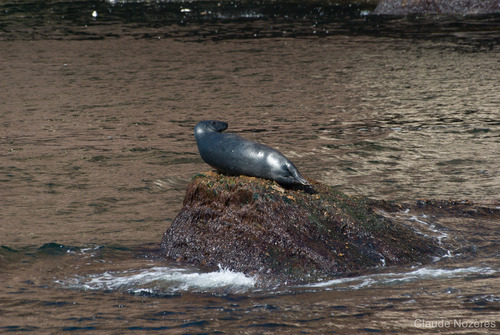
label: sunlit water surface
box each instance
[1,1,499,333]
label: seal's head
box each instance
[194,120,228,137]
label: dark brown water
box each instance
[1,1,499,333]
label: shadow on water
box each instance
[1,0,499,44]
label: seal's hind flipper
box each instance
[285,162,310,187]
[285,182,317,194]
[303,184,317,194]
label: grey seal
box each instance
[194,120,311,187]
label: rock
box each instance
[374,0,500,15]
[160,172,444,285]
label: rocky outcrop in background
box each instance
[374,0,500,15]
[161,172,444,285]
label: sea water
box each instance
[1,1,499,333]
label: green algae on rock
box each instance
[160,172,444,284]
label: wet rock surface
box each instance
[374,0,500,15]
[161,172,445,284]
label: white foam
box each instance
[69,265,256,294]
[59,264,496,294]
[306,266,496,289]
[406,215,450,250]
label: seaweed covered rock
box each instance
[160,172,444,284]
[374,0,499,15]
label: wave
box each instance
[59,265,257,295]
[304,266,497,290]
